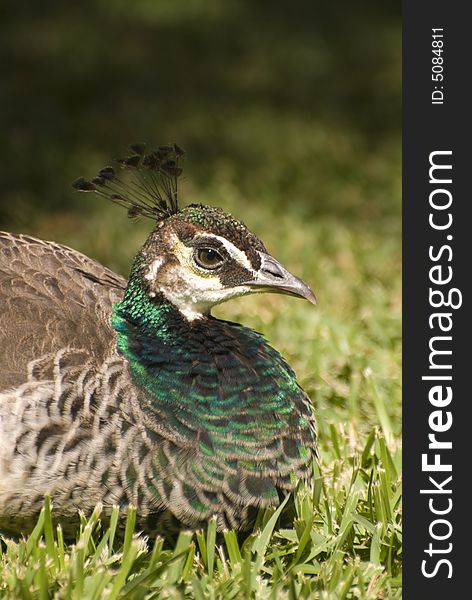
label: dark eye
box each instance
[194,248,224,270]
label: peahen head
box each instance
[73,143,315,321]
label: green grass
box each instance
[0,196,401,598]
[0,433,401,599]
[0,423,401,599]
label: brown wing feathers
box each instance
[0,232,126,391]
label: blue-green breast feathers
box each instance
[112,282,316,526]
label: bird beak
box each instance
[246,252,316,305]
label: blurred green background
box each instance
[1,2,402,592]
[1,1,400,224]
[0,0,401,444]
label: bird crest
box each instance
[72,143,185,222]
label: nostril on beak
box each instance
[260,256,285,279]
[263,264,284,278]
[252,252,316,304]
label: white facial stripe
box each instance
[145,257,164,281]
[194,233,254,272]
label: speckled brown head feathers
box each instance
[169,205,267,271]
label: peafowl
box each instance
[0,144,317,538]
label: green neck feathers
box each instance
[111,273,313,501]
[112,273,308,435]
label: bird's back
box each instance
[0,232,126,391]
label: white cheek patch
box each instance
[145,257,164,281]
[160,264,251,321]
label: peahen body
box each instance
[0,145,317,538]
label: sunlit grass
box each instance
[0,420,401,599]
[0,192,401,597]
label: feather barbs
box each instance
[72,143,185,222]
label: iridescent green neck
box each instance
[112,276,175,341]
[111,275,191,408]
[111,272,311,469]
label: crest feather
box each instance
[72,143,185,221]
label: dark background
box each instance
[0,0,400,240]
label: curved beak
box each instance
[246,252,316,305]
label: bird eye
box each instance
[194,248,224,270]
